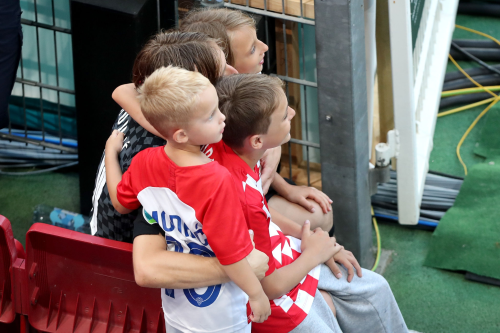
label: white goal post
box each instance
[387,0,459,225]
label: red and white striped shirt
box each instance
[206,142,320,333]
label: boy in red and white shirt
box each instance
[204,74,408,333]
[104,66,270,333]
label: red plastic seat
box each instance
[25,223,165,333]
[0,216,21,325]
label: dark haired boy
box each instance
[203,74,408,333]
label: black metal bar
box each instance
[21,18,72,34]
[34,0,46,144]
[224,3,315,25]
[306,146,310,185]
[0,133,78,154]
[301,23,312,187]
[314,0,372,266]
[265,16,270,72]
[283,21,288,77]
[15,78,75,94]
[53,31,63,146]
[20,54,27,142]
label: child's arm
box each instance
[222,259,271,323]
[104,129,133,215]
[112,84,166,139]
[271,174,332,214]
[259,146,281,194]
[269,206,302,238]
[260,221,342,300]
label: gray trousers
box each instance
[291,264,408,333]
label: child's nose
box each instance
[289,107,296,119]
[220,112,226,122]
[261,41,269,53]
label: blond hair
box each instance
[216,74,284,148]
[181,8,255,65]
[137,66,211,137]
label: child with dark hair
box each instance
[200,74,409,333]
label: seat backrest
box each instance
[26,223,165,333]
[0,216,19,324]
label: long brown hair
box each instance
[132,31,223,87]
[180,8,255,66]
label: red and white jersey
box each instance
[117,146,253,333]
[206,142,320,333]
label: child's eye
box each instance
[251,46,256,54]
[209,112,215,120]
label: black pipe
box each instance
[458,3,500,18]
[445,64,500,82]
[443,74,500,91]
[439,92,493,109]
[453,39,499,49]
[450,47,500,62]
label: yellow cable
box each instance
[442,86,500,97]
[456,97,500,175]
[448,55,497,97]
[371,206,381,272]
[446,26,500,175]
[438,97,495,118]
[455,25,500,47]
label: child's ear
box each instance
[249,135,263,150]
[172,129,189,144]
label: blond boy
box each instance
[104,66,270,333]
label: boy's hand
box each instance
[330,248,363,283]
[248,290,271,323]
[282,185,333,214]
[105,129,124,155]
[247,230,269,281]
[260,147,281,194]
[300,221,341,265]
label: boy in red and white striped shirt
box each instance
[209,74,408,333]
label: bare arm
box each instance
[269,206,302,239]
[261,222,341,300]
[104,130,133,215]
[223,259,271,323]
[260,147,281,194]
[270,174,332,214]
[133,233,230,289]
[133,231,269,289]
[112,84,165,139]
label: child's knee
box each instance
[362,269,391,294]
[310,204,333,232]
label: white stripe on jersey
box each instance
[90,110,130,235]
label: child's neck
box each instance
[231,145,265,170]
[164,141,210,167]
